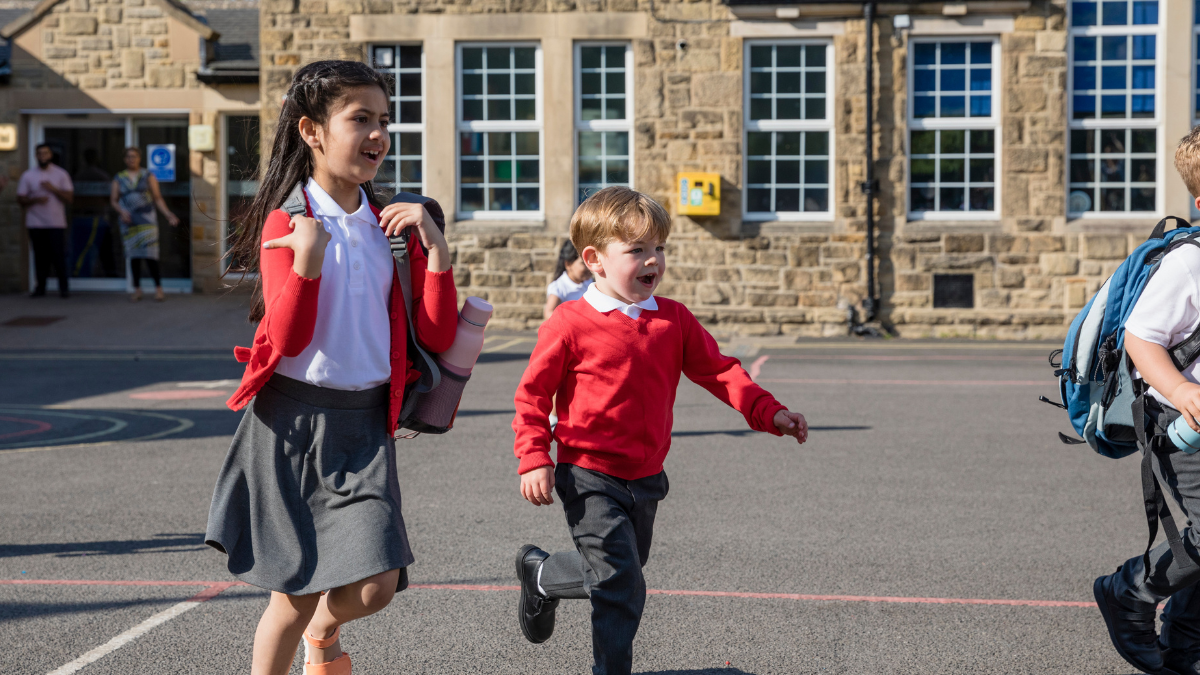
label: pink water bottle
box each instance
[438,297,493,377]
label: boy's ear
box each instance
[581,245,605,277]
[1194,195,1200,213]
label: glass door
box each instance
[31,117,128,291]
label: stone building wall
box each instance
[256,0,1142,339]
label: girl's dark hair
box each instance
[225,59,392,322]
[554,240,580,279]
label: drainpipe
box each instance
[861,0,879,324]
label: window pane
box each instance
[463,47,483,69]
[1073,2,1098,25]
[376,45,425,192]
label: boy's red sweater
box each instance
[512,297,788,480]
[226,194,458,434]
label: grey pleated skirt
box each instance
[205,373,412,595]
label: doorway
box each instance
[28,115,192,293]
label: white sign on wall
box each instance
[147,144,176,182]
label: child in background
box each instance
[510,186,808,675]
[543,240,593,319]
[208,60,458,675]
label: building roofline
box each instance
[1,0,218,40]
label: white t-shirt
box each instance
[547,271,592,303]
[275,178,393,391]
[1125,244,1200,406]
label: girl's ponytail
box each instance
[224,60,392,322]
[554,240,580,280]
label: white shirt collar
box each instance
[305,177,373,224]
[583,283,658,319]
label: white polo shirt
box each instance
[1125,244,1200,407]
[275,178,394,391]
[583,283,658,319]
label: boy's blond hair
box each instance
[570,186,671,254]
[1176,125,1200,198]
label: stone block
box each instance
[1015,14,1047,30]
[146,65,184,87]
[690,72,740,106]
[1041,253,1079,275]
[486,250,532,272]
[143,21,168,35]
[1083,234,1127,260]
[45,46,77,59]
[79,38,112,51]
[896,273,930,291]
[783,269,813,290]
[1006,147,1048,173]
[789,245,820,267]
[999,267,1026,288]
[797,291,838,307]
[80,75,106,88]
[262,30,294,52]
[726,249,755,265]
[757,250,786,266]
[672,265,706,281]
[680,109,723,128]
[71,0,89,11]
[456,249,483,266]
[1019,54,1065,78]
[329,0,364,12]
[126,7,163,17]
[62,16,98,35]
[697,283,729,304]
[101,7,121,23]
[1008,85,1047,113]
[821,242,857,260]
[832,262,859,283]
[471,271,512,287]
[740,266,778,284]
[262,0,298,12]
[945,234,985,253]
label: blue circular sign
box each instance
[150,147,171,167]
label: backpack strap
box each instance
[1150,215,1193,241]
[281,181,308,218]
[1133,378,1200,582]
[388,192,443,416]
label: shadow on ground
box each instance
[0,533,206,558]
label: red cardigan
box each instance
[227,190,458,434]
[512,297,788,480]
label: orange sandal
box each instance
[303,626,351,675]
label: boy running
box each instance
[1095,126,1200,675]
[510,186,808,675]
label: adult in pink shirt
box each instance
[17,144,74,298]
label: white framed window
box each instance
[222,113,260,273]
[1068,0,1162,216]
[372,44,424,196]
[456,43,543,219]
[576,42,633,204]
[743,40,834,221]
[907,39,1000,220]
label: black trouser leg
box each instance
[49,229,68,295]
[1113,447,1200,621]
[28,229,52,293]
[131,258,142,289]
[538,464,669,675]
[144,258,161,287]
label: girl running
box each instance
[208,60,458,675]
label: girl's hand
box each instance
[262,216,330,279]
[520,466,555,506]
[378,202,451,273]
[118,209,132,224]
[165,212,180,227]
[774,410,809,445]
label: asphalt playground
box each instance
[0,293,1156,674]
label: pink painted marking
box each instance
[0,416,53,441]
[3,579,1096,609]
[129,390,226,400]
[770,355,1035,362]
[758,378,1046,386]
[748,355,769,381]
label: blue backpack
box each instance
[1050,216,1200,579]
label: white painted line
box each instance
[45,600,201,675]
[482,337,532,354]
[175,379,241,389]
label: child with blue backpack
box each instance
[1093,126,1200,675]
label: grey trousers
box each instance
[1114,406,1200,650]
[539,463,669,675]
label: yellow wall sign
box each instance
[0,124,17,152]
[677,172,720,216]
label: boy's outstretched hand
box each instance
[774,410,809,444]
[520,466,556,506]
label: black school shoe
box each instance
[1094,573,1165,673]
[1163,646,1200,675]
[517,544,559,644]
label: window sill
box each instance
[1065,216,1171,233]
[448,219,548,234]
[903,219,1004,233]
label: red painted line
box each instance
[0,416,53,441]
[3,579,1095,609]
[129,390,226,400]
[758,378,1046,386]
[748,355,769,381]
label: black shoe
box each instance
[1163,646,1200,675]
[59,291,69,299]
[29,288,45,298]
[1095,573,1164,673]
[516,544,559,644]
